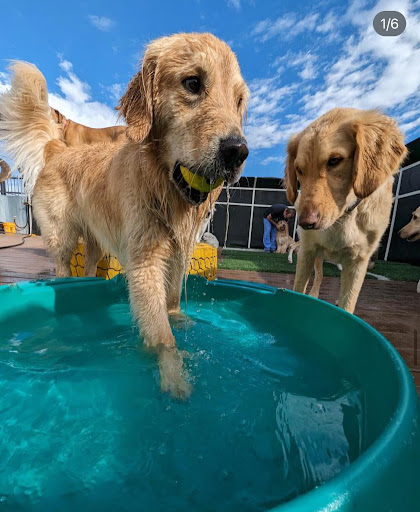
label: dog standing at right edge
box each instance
[285,108,407,314]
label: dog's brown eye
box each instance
[296,166,303,175]
[183,76,201,94]
[327,157,343,167]
[237,97,243,109]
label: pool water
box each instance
[0,289,364,512]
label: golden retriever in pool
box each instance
[285,108,407,313]
[0,33,249,398]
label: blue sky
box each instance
[1,0,420,177]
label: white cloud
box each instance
[261,155,285,166]
[301,0,420,116]
[316,12,339,33]
[227,0,240,10]
[400,117,420,132]
[0,59,120,128]
[48,58,122,128]
[102,83,124,101]
[88,15,115,32]
[0,72,10,94]
[247,0,420,151]
[245,76,310,149]
[292,52,318,80]
[56,59,91,104]
[252,12,334,42]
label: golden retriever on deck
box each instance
[285,108,407,314]
[50,107,127,146]
[399,206,420,243]
[275,220,294,254]
[399,206,420,293]
[0,34,249,398]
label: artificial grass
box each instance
[219,249,420,282]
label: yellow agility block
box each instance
[188,242,217,280]
[2,222,16,234]
[70,242,217,280]
[70,243,123,280]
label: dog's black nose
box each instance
[299,209,321,230]
[219,137,249,171]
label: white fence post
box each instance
[247,177,257,249]
[384,170,403,261]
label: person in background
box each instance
[263,204,295,253]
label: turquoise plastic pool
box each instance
[0,275,418,511]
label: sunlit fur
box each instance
[50,107,127,146]
[284,108,407,314]
[0,33,248,398]
[399,207,420,294]
[0,158,11,182]
[399,206,420,243]
[0,61,62,195]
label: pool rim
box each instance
[203,277,419,511]
[0,275,418,511]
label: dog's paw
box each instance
[158,347,192,400]
[169,312,195,331]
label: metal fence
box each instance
[0,164,418,263]
[210,163,420,264]
[0,176,25,196]
[383,161,420,264]
[210,177,297,249]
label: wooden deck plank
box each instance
[0,234,418,391]
[217,269,419,390]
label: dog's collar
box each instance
[346,197,362,213]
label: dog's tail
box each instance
[0,61,60,196]
[0,158,12,183]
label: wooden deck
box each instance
[1,234,419,393]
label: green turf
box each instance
[219,250,420,282]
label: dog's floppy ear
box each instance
[50,108,64,124]
[284,134,300,204]
[118,48,157,142]
[352,112,407,198]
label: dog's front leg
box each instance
[338,258,370,314]
[308,257,323,298]
[127,242,192,399]
[166,247,187,315]
[294,248,316,295]
[166,248,194,330]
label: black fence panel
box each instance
[208,157,419,262]
[211,203,252,248]
[219,188,253,204]
[399,164,420,196]
[254,189,288,206]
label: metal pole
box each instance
[292,210,298,241]
[247,177,257,249]
[384,170,403,261]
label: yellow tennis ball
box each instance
[180,165,224,192]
